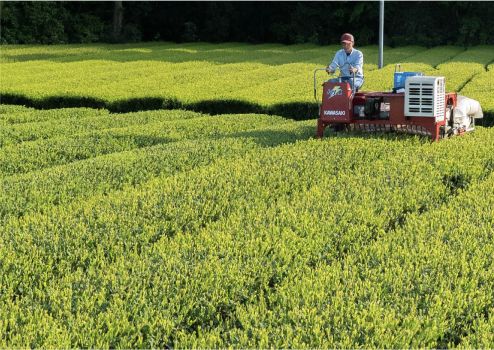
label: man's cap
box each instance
[341,33,354,43]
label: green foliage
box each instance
[0,1,69,45]
[1,39,494,349]
[181,22,198,43]
[401,46,466,68]
[460,69,494,126]
[69,13,105,44]
[2,43,492,121]
[0,1,107,45]
[385,1,494,47]
[2,2,494,46]
[0,111,290,176]
[1,104,494,348]
[3,38,494,349]
[99,24,143,45]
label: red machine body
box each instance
[317,81,458,141]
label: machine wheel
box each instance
[330,123,349,132]
[440,125,452,139]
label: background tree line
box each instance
[1,1,493,47]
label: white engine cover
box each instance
[405,76,446,121]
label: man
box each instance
[326,33,364,90]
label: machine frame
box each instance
[314,64,461,141]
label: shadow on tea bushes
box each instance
[3,92,491,125]
[1,93,320,121]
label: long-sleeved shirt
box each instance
[329,48,364,78]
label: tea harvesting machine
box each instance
[314,63,483,141]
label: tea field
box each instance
[1,42,494,348]
[1,42,493,123]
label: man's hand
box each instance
[326,65,335,75]
[349,64,358,73]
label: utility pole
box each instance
[379,0,384,69]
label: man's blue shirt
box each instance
[329,48,364,78]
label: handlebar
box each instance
[313,63,356,108]
[327,61,356,77]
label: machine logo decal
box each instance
[324,110,346,115]
[327,86,343,99]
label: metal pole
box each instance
[379,0,384,69]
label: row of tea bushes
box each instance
[0,107,109,125]
[0,109,209,147]
[1,114,314,219]
[401,46,466,68]
[0,41,414,67]
[361,46,494,94]
[459,63,494,126]
[0,110,292,176]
